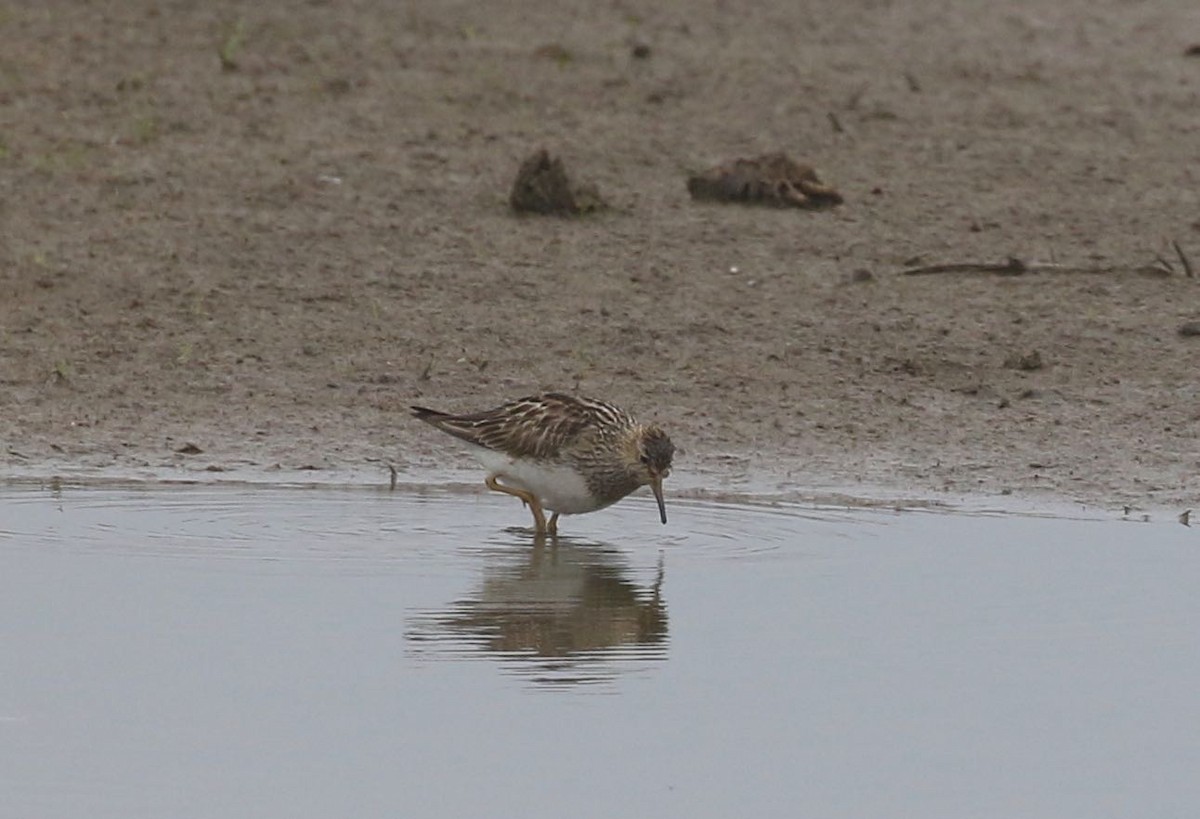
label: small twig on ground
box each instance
[1172,240,1194,278]
[900,257,1172,277]
[827,111,844,133]
[901,258,1027,276]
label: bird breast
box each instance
[472,447,606,515]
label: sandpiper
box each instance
[411,393,675,535]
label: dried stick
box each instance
[1172,240,1194,278]
[900,257,1171,277]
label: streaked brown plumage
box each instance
[411,393,674,535]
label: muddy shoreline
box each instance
[3,1,1199,513]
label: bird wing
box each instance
[411,393,627,460]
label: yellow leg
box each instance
[485,475,548,534]
[547,513,559,536]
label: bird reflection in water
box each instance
[408,535,668,686]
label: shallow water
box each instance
[2,483,1198,819]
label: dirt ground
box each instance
[3,0,1199,512]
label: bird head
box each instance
[633,425,674,524]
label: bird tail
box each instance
[410,404,490,448]
[410,405,447,423]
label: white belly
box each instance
[471,447,599,515]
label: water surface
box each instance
[2,483,1198,819]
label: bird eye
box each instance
[639,453,651,465]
